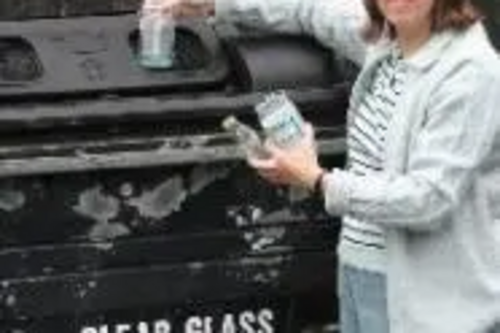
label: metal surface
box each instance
[0,15,228,98]
[0,159,342,332]
[0,6,352,333]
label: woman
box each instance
[160,0,500,332]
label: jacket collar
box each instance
[400,29,456,71]
[371,24,477,72]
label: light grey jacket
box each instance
[216,0,500,332]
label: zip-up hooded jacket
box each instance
[215,0,500,332]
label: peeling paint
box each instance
[5,294,16,307]
[250,236,281,252]
[187,262,205,272]
[73,186,120,223]
[73,186,129,242]
[76,284,89,299]
[188,165,231,196]
[238,256,286,267]
[127,176,186,221]
[0,189,25,212]
[227,206,286,252]
[92,241,114,251]
[69,166,232,242]
[119,182,135,198]
[236,256,287,284]
[42,266,54,274]
[253,269,280,284]
[88,222,130,242]
[74,279,98,300]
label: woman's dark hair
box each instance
[363,0,482,41]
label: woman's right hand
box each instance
[148,0,215,19]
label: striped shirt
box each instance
[339,50,408,272]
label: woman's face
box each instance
[377,0,435,31]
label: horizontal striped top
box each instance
[339,50,408,272]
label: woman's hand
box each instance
[247,123,325,190]
[147,0,215,18]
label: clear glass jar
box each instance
[138,5,175,69]
[254,91,305,148]
[222,116,268,159]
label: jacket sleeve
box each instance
[324,63,500,231]
[215,0,368,65]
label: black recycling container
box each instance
[0,3,359,332]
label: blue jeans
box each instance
[339,264,389,333]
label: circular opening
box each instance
[129,27,210,71]
[0,38,43,82]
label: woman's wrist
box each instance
[307,167,327,192]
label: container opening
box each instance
[0,37,43,82]
[129,27,210,71]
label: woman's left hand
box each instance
[247,123,325,190]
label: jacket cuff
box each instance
[323,169,352,215]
